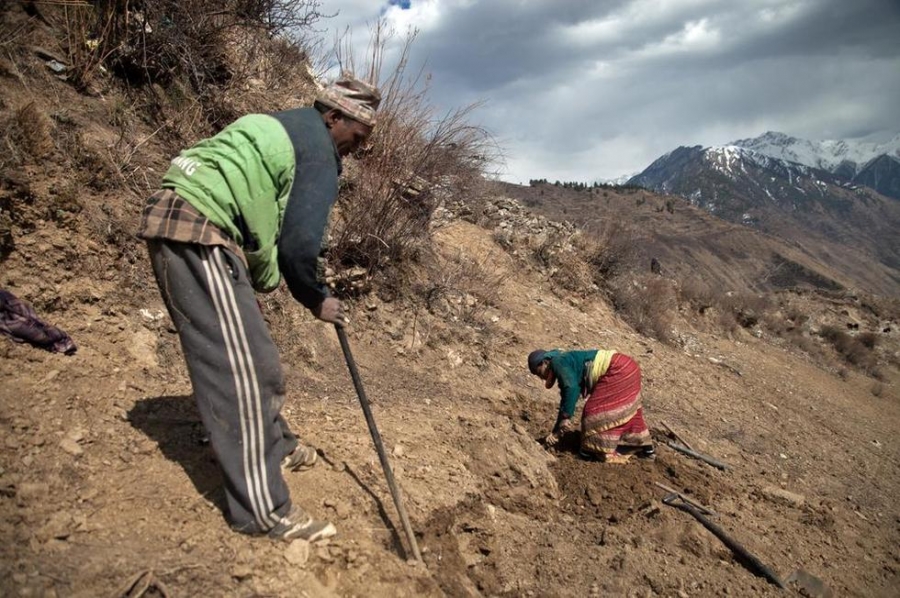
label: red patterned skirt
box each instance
[581,353,651,455]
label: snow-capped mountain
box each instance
[731,131,900,176]
[598,172,640,186]
[627,140,900,280]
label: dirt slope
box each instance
[1,6,898,594]
[2,215,899,597]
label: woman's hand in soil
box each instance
[544,431,559,447]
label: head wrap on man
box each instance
[315,76,381,127]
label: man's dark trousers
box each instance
[147,240,300,532]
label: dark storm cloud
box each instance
[323,0,900,182]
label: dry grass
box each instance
[581,218,642,282]
[0,102,55,169]
[327,23,497,291]
[606,274,676,343]
[415,249,506,325]
[818,324,878,372]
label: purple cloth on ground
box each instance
[0,289,77,354]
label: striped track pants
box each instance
[147,240,299,531]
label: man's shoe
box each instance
[268,505,336,543]
[281,444,318,472]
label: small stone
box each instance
[59,438,82,456]
[316,545,334,562]
[762,486,805,508]
[231,565,253,580]
[392,445,405,458]
[66,428,85,443]
[134,439,156,454]
[37,511,74,542]
[284,539,310,566]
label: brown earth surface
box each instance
[2,216,899,598]
[2,8,899,596]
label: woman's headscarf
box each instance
[527,349,548,374]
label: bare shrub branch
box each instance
[607,274,676,343]
[326,21,498,290]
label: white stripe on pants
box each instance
[147,240,293,531]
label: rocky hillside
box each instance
[495,180,897,297]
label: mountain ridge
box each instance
[625,138,900,296]
[730,130,900,176]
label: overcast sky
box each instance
[314,0,900,184]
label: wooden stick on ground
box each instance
[654,482,718,517]
[659,420,694,451]
[665,440,730,471]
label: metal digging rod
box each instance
[335,325,423,562]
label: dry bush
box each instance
[716,309,740,337]
[581,218,642,282]
[518,220,642,296]
[518,228,595,294]
[0,102,55,169]
[785,330,822,358]
[720,292,772,328]
[413,249,506,326]
[549,247,595,294]
[327,24,497,288]
[678,276,717,312]
[857,332,878,350]
[607,274,675,343]
[784,304,810,325]
[819,325,878,372]
[55,1,121,91]
[51,0,325,128]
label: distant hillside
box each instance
[493,180,900,297]
[624,143,900,295]
[854,154,900,200]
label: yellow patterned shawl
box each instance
[587,349,617,390]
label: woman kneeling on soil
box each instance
[528,348,655,464]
